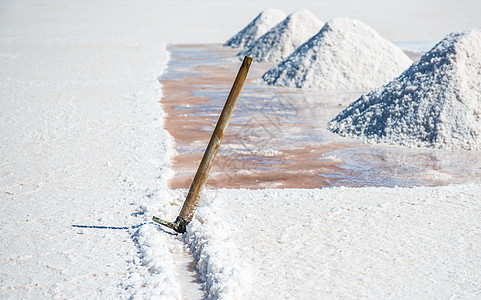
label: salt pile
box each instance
[329,29,481,151]
[260,18,412,90]
[236,10,323,63]
[224,9,286,49]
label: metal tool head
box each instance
[152,215,188,234]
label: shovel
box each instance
[153,56,252,233]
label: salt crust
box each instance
[184,190,251,300]
[260,18,412,90]
[237,10,323,63]
[193,185,481,299]
[329,29,481,150]
[224,9,286,49]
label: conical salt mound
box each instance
[329,29,481,151]
[224,9,286,49]
[237,10,323,63]
[260,18,412,90]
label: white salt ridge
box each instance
[329,29,481,151]
[184,190,252,299]
[260,18,412,90]
[224,9,286,49]
[237,10,323,63]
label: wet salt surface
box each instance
[161,44,481,189]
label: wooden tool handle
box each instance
[179,56,252,222]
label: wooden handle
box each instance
[179,56,252,222]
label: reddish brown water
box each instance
[161,44,481,189]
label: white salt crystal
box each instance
[224,9,286,49]
[329,29,481,151]
[237,9,323,63]
[260,18,412,90]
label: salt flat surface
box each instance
[2,0,481,299]
[0,1,200,299]
[180,185,481,299]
